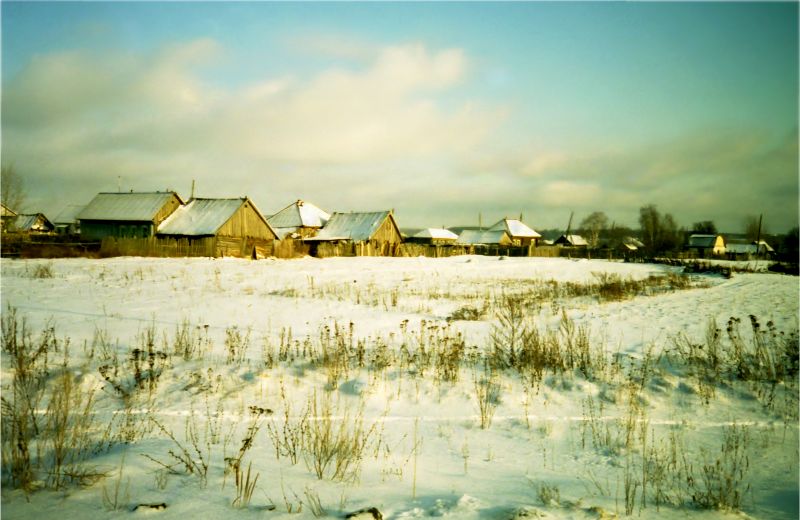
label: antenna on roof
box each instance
[190,179,195,200]
[565,211,574,237]
[519,212,523,221]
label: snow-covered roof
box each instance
[53,204,86,224]
[413,228,459,240]
[78,192,181,222]
[489,218,541,238]
[726,240,774,254]
[455,229,510,245]
[557,234,588,246]
[308,211,394,242]
[158,198,252,236]
[688,234,722,248]
[267,200,330,229]
[623,237,645,248]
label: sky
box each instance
[2,1,798,233]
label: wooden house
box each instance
[409,228,459,245]
[1,203,17,232]
[488,218,541,246]
[554,234,589,247]
[157,197,277,258]
[725,240,774,259]
[53,204,85,235]
[267,200,330,239]
[306,210,402,256]
[78,191,183,241]
[11,213,55,234]
[686,234,725,256]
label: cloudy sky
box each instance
[2,2,797,232]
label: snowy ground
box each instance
[1,255,797,519]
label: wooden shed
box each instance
[267,200,330,239]
[306,210,402,256]
[489,218,542,246]
[157,197,277,258]
[78,191,183,241]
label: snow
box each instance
[1,256,797,520]
[455,230,508,245]
[413,228,458,240]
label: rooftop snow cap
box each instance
[267,200,330,229]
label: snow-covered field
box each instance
[1,256,797,519]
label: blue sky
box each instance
[2,1,797,232]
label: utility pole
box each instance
[190,179,195,200]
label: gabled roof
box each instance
[489,218,541,238]
[1,203,17,217]
[556,234,588,246]
[13,213,54,232]
[157,198,272,236]
[688,234,723,248]
[53,204,86,224]
[726,240,773,254]
[413,228,459,240]
[267,200,330,229]
[623,236,645,248]
[78,192,182,222]
[455,229,511,245]
[308,211,396,242]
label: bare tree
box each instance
[691,221,717,235]
[579,211,609,248]
[744,215,767,242]
[639,204,681,254]
[1,164,26,212]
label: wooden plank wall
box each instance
[217,202,276,240]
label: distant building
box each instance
[53,204,85,235]
[11,213,55,234]
[554,234,588,247]
[78,191,183,241]
[488,218,541,246]
[157,197,277,258]
[267,200,330,239]
[725,239,774,259]
[455,229,513,246]
[687,234,725,256]
[409,228,459,245]
[306,210,402,256]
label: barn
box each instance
[78,191,183,241]
[53,204,85,235]
[267,200,330,239]
[306,210,402,257]
[156,197,277,258]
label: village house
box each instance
[156,197,277,258]
[306,210,402,256]
[10,213,55,234]
[488,218,542,246]
[267,200,330,239]
[686,234,726,256]
[78,191,183,241]
[725,239,775,259]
